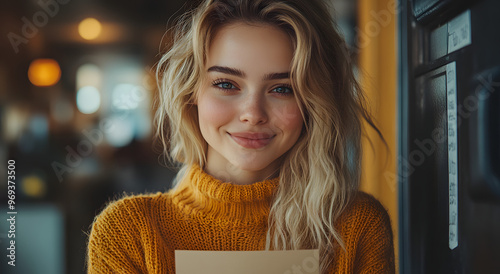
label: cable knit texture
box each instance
[87,165,395,273]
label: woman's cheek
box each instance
[272,103,303,130]
[198,93,234,128]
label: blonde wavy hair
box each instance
[155,0,381,271]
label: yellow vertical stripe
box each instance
[358,0,399,271]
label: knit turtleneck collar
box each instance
[171,164,279,221]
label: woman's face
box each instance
[196,22,304,183]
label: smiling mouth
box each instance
[228,132,275,149]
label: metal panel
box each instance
[399,0,500,273]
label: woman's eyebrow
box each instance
[207,66,245,77]
[263,72,289,80]
[207,65,290,80]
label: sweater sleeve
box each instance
[87,197,148,274]
[354,194,395,274]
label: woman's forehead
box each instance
[205,22,294,76]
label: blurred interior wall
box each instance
[357,0,399,270]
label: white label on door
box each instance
[448,10,472,54]
[446,61,458,250]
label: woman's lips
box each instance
[228,132,275,149]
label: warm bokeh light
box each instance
[28,59,61,87]
[76,86,101,114]
[78,18,102,40]
[21,175,47,198]
[76,64,102,89]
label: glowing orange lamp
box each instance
[28,58,61,87]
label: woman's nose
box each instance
[239,93,268,125]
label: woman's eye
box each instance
[272,86,293,95]
[214,82,236,90]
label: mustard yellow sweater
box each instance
[87,165,395,273]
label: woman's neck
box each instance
[203,160,281,185]
[171,164,280,222]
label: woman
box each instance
[87,0,395,273]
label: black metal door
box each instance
[399,0,500,273]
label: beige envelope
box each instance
[175,249,319,274]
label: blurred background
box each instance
[0,0,398,273]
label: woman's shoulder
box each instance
[334,192,395,272]
[350,191,390,214]
[336,191,393,230]
[93,192,170,226]
[87,192,175,272]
